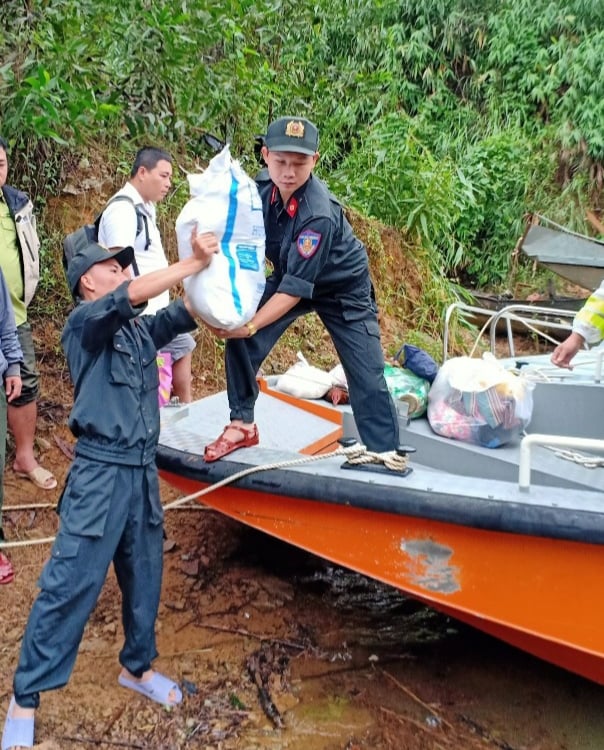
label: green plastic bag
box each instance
[383,364,430,418]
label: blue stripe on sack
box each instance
[221,169,242,315]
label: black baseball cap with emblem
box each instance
[264,117,319,155]
[66,242,134,299]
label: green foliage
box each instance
[450,128,537,286]
[555,29,604,161]
[329,113,474,269]
[0,0,601,292]
[0,2,119,144]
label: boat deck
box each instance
[159,366,604,544]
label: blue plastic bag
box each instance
[395,344,439,383]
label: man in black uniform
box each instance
[205,116,399,461]
[2,232,217,750]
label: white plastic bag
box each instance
[275,352,335,399]
[175,145,266,329]
[427,353,535,447]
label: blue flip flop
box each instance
[118,672,182,706]
[1,697,34,750]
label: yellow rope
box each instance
[547,446,604,469]
[0,536,56,549]
[164,443,408,511]
[3,502,57,511]
[343,448,408,472]
[1,443,409,549]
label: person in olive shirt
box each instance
[204,116,399,461]
[2,232,217,750]
[0,136,57,491]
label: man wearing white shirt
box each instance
[98,147,196,402]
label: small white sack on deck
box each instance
[275,352,335,399]
[175,145,266,329]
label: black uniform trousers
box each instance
[13,459,164,708]
[225,279,399,453]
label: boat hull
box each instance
[538,263,602,292]
[521,221,604,291]
[159,467,604,685]
[158,369,604,685]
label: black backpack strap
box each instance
[134,207,151,251]
[130,254,141,277]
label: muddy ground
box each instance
[1,329,604,750]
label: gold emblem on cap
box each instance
[285,120,305,138]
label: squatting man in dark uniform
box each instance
[204,116,399,461]
[1,231,218,750]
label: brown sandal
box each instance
[204,424,259,463]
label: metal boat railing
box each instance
[519,433,604,490]
[443,300,604,489]
[443,301,576,361]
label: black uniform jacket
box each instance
[257,174,371,300]
[61,283,196,466]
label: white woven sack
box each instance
[275,353,335,399]
[175,145,266,329]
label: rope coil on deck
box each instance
[0,443,409,549]
[547,447,604,469]
[338,445,408,472]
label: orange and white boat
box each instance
[157,344,604,686]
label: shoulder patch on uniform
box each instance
[296,229,322,259]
